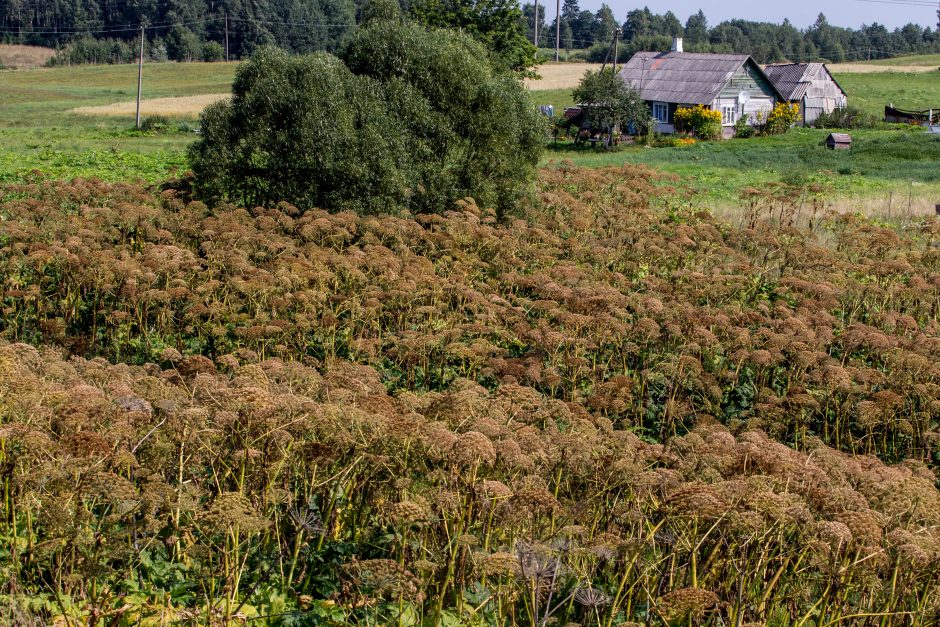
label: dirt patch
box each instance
[827,63,938,74]
[526,63,603,90]
[71,93,230,118]
[0,44,56,69]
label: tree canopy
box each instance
[518,4,939,63]
[189,19,544,216]
[4,0,938,66]
[408,0,536,72]
[572,68,649,136]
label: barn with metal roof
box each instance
[762,63,847,126]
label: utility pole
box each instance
[225,12,230,62]
[533,0,539,49]
[613,28,621,73]
[554,0,560,61]
[136,25,144,130]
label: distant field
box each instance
[867,53,940,67]
[525,62,602,90]
[827,62,938,73]
[832,71,940,117]
[0,44,54,69]
[0,61,238,181]
[73,93,229,117]
[542,127,940,206]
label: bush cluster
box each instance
[189,21,544,217]
[764,102,801,135]
[48,37,137,65]
[673,105,722,140]
[813,105,881,129]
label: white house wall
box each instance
[712,97,775,126]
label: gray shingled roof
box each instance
[617,51,752,105]
[762,63,824,101]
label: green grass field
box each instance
[834,71,940,117]
[0,62,237,182]
[1,58,940,206]
[543,127,940,204]
[867,53,940,67]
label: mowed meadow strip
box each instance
[524,62,603,90]
[0,165,939,622]
[71,93,230,118]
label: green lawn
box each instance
[0,62,238,182]
[833,71,940,117]
[541,127,940,202]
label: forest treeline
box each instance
[1,0,939,65]
[528,4,940,64]
[0,0,534,68]
[523,0,940,63]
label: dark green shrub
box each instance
[572,68,648,138]
[48,37,135,65]
[140,115,172,133]
[190,22,544,216]
[813,106,880,129]
[201,41,225,62]
[734,114,755,138]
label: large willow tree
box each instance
[189,18,544,216]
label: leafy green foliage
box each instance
[408,0,536,73]
[191,22,545,215]
[764,102,801,135]
[190,48,413,213]
[813,105,882,129]
[733,113,755,138]
[571,68,649,136]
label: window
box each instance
[652,103,668,123]
[722,105,737,125]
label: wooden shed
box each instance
[763,63,847,126]
[826,133,852,150]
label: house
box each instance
[763,63,847,126]
[618,38,783,135]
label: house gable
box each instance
[717,60,778,102]
[763,62,847,124]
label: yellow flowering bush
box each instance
[673,104,722,140]
[766,102,800,134]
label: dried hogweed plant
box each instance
[0,167,938,624]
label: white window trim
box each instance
[652,102,668,123]
[721,104,737,125]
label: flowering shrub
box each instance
[673,104,722,139]
[1,170,940,623]
[766,101,801,134]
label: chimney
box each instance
[671,37,683,53]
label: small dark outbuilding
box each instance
[826,133,851,150]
